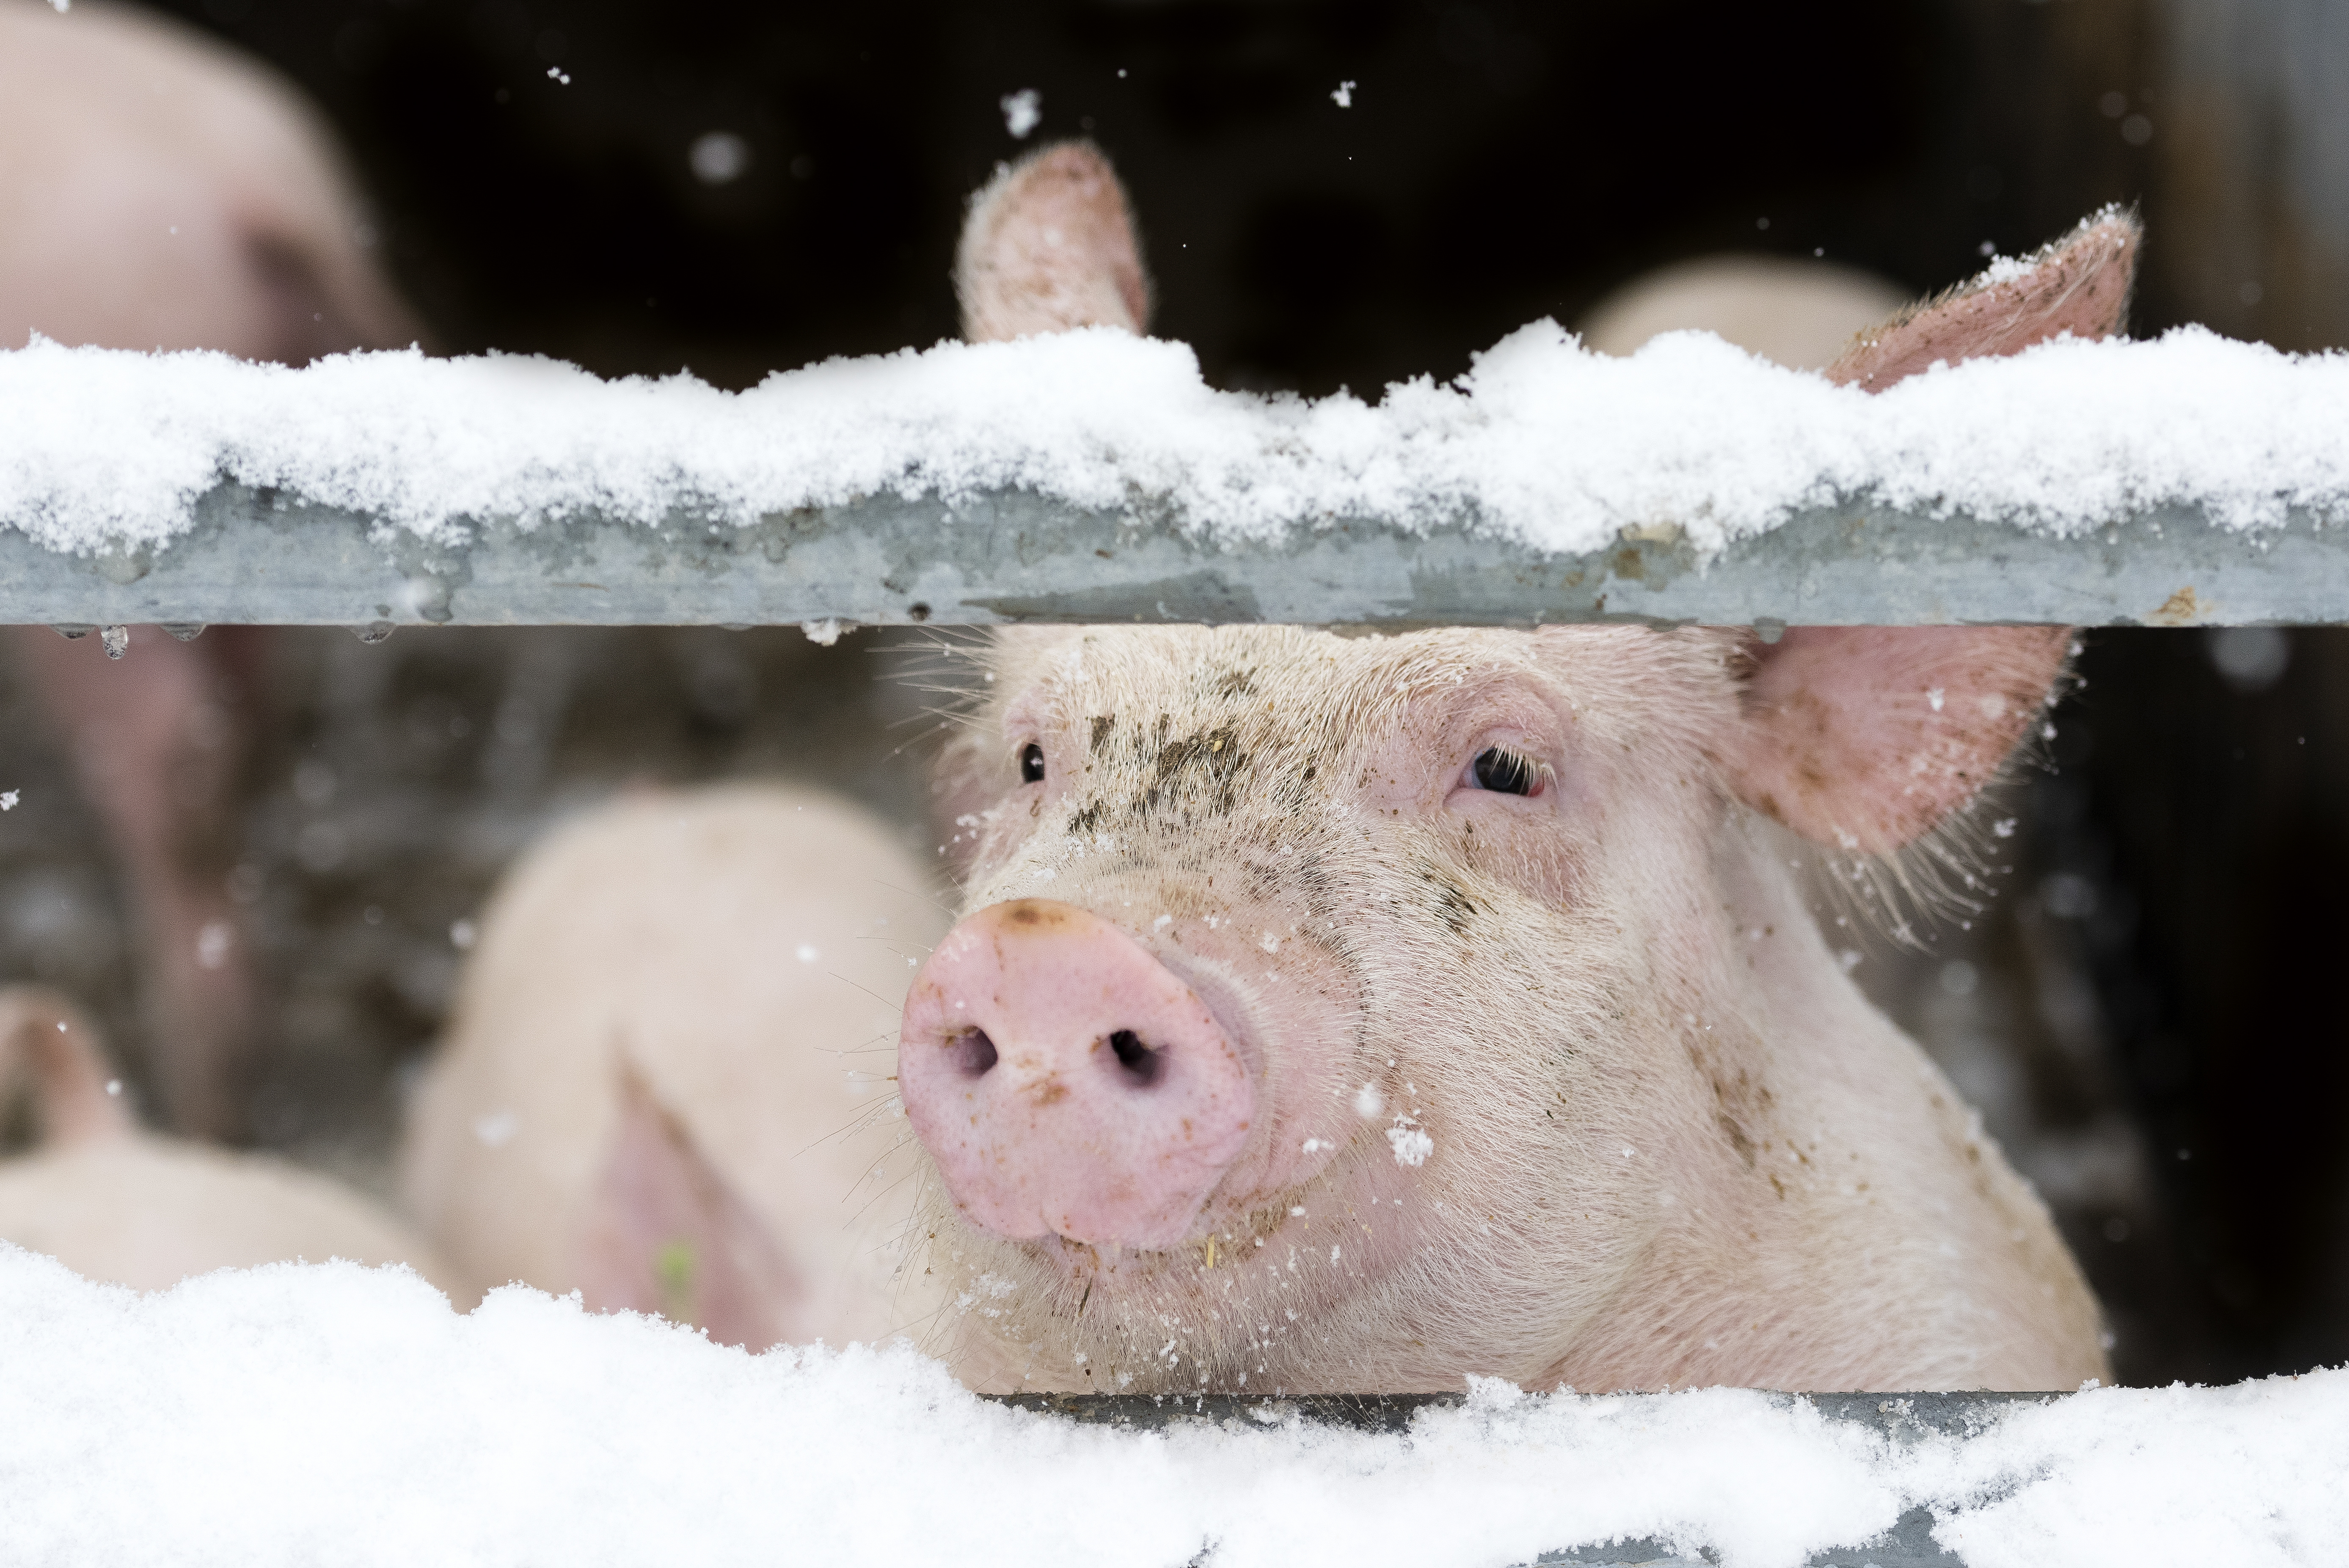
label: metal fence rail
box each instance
[993,1390,2050,1568]
[0,482,2334,629]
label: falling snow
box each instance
[1000,88,1040,139]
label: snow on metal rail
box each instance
[0,481,2335,630]
[1001,1390,2042,1568]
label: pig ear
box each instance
[1729,212,2138,854]
[1823,206,2140,391]
[577,1064,801,1351]
[0,985,133,1146]
[956,140,1152,343]
[1728,626,2072,855]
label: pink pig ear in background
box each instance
[956,139,1152,343]
[1729,210,2141,855]
[577,1062,801,1351]
[1824,207,2140,392]
[0,984,134,1147]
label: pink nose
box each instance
[898,899,1255,1250]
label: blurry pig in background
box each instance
[894,145,2135,1396]
[0,985,455,1292]
[1576,254,1907,372]
[399,787,950,1350]
[0,0,419,1137]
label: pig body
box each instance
[889,146,2129,1395]
[0,0,419,1136]
[0,987,455,1293]
[1576,254,1907,372]
[399,785,950,1350]
[0,0,414,361]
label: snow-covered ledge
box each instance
[0,1249,2338,1568]
[4,328,2346,630]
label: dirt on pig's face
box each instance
[910,623,1768,1394]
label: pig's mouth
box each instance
[1005,1109,1404,1297]
[1033,1186,1308,1274]
[915,1063,1448,1397]
[924,1130,1427,1397]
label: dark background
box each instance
[27,0,2349,1385]
[149,0,2178,389]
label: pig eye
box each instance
[1019,743,1046,783]
[1468,746,1544,797]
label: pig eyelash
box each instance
[1462,745,1549,797]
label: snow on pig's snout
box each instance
[898,899,1256,1251]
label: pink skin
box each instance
[0,3,418,1136]
[399,785,955,1351]
[955,141,1151,344]
[900,899,1257,1251]
[899,146,2130,1396]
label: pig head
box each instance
[896,144,2129,1395]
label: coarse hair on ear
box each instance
[1724,209,2140,926]
[1826,205,2140,391]
[956,139,1152,344]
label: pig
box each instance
[0,0,420,1138]
[0,0,416,361]
[892,143,2133,1395]
[1576,254,1908,372]
[0,984,457,1292]
[399,785,952,1350]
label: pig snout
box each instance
[898,899,1254,1251]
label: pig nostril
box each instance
[949,1028,998,1078]
[1108,1028,1163,1087]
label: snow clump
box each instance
[1,325,2347,563]
[2,1245,2346,1567]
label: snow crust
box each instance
[2,321,2347,563]
[3,1247,2343,1568]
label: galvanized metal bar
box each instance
[991,1390,2052,1568]
[0,481,2332,628]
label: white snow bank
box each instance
[3,1248,2342,1568]
[3,323,2346,562]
